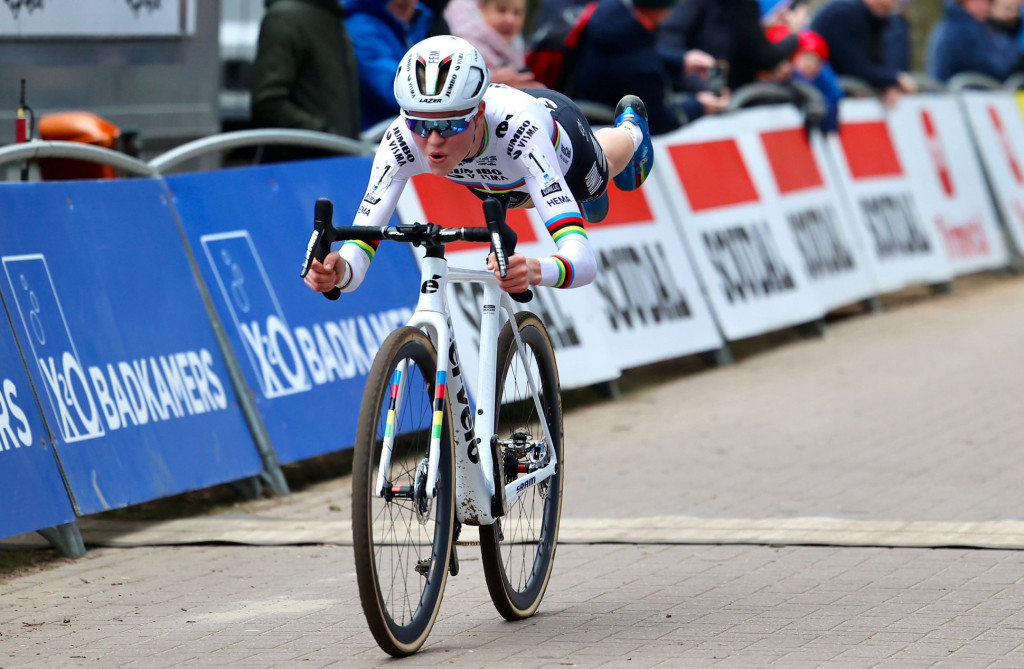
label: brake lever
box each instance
[300,198,341,301]
[483,198,532,303]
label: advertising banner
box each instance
[0,179,264,514]
[654,114,824,341]
[586,183,724,369]
[888,95,1009,275]
[395,175,620,398]
[960,90,1024,256]
[0,0,196,37]
[826,98,952,293]
[739,106,875,312]
[0,310,76,538]
[167,157,421,464]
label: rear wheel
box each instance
[480,312,563,620]
[351,327,455,656]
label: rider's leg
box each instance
[594,127,635,178]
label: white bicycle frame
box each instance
[373,253,558,526]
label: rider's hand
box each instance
[305,250,348,293]
[487,253,540,294]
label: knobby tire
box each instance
[351,327,455,656]
[480,312,563,620]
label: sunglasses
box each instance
[401,107,478,138]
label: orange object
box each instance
[37,112,122,180]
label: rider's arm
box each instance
[516,111,598,289]
[337,126,413,292]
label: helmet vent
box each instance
[415,56,452,96]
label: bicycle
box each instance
[301,196,564,657]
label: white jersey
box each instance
[337,85,597,292]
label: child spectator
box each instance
[445,0,542,88]
[767,26,843,132]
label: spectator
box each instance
[990,0,1024,49]
[810,0,916,106]
[346,0,434,130]
[767,26,844,132]
[445,0,542,87]
[883,0,912,72]
[570,0,729,135]
[927,0,1019,83]
[658,0,804,91]
[250,0,361,163]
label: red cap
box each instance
[796,30,829,61]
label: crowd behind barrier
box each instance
[4,83,1024,558]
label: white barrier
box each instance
[959,91,1024,257]
[827,98,953,293]
[584,184,724,369]
[654,113,825,341]
[887,95,1009,275]
[734,106,875,312]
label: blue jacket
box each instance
[796,63,843,134]
[927,1,1019,83]
[345,0,434,129]
[810,0,899,90]
[570,0,702,134]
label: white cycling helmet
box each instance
[394,35,490,116]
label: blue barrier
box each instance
[0,306,76,538]
[166,157,420,464]
[0,179,265,514]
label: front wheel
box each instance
[351,327,455,656]
[480,311,563,620]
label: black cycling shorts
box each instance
[526,89,610,204]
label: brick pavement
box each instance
[4,274,1024,667]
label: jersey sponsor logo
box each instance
[358,205,371,217]
[540,182,562,196]
[384,129,414,166]
[495,114,514,138]
[475,167,507,180]
[362,192,381,205]
[546,195,572,206]
[506,120,538,159]
[476,155,498,166]
[560,144,571,162]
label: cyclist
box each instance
[304,34,655,297]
